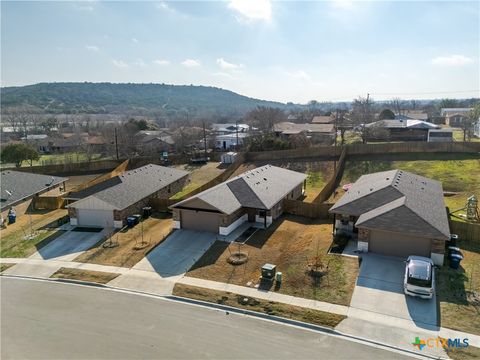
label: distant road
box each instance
[1,277,414,359]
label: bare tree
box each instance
[350,96,375,144]
[4,109,20,136]
[245,106,286,133]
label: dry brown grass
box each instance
[173,284,345,328]
[74,215,172,268]
[0,263,15,273]
[444,346,480,360]
[50,267,119,284]
[0,208,67,239]
[187,215,359,306]
[171,162,225,199]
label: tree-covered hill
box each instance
[0,82,290,117]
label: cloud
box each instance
[156,1,174,12]
[112,59,129,68]
[134,58,147,67]
[132,38,139,43]
[85,45,100,52]
[153,59,170,66]
[286,69,311,81]
[216,58,244,71]
[72,1,96,12]
[431,54,474,66]
[181,59,201,68]
[228,0,271,21]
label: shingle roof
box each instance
[330,170,450,240]
[365,119,439,129]
[0,171,67,210]
[68,164,188,210]
[312,116,334,124]
[274,122,335,134]
[172,165,307,214]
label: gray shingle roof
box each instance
[172,165,307,214]
[330,170,450,239]
[68,164,188,210]
[1,171,67,210]
[273,122,335,134]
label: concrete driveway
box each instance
[132,229,216,278]
[29,228,107,262]
[349,253,438,328]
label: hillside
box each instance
[0,82,289,117]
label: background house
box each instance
[329,169,449,265]
[365,119,439,141]
[1,171,67,219]
[67,164,188,228]
[170,165,307,236]
[441,108,472,127]
[273,122,335,144]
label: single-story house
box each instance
[134,131,175,155]
[312,115,335,124]
[365,119,439,141]
[441,108,472,127]
[215,133,250,150]
[473,119,480,138]
[273,122,335,144]
[427,129,453,142]
[329,170,450,265]
[212,123,250,135]
[67,164,189,228]
[1,170,67,219]
[170,165,307,235]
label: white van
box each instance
[404,256,435,300]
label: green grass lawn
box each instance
[0,152,111,169]
[0,229,66,258]
[342,154,480,211]
[437,238,480,335]
[304,170,326,202]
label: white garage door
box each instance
[77,209,114,228]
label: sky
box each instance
[1,0,479,103]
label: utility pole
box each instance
[235,119,239,151]
[114,127,119,160]
[203,121,207,160]
[334,109,338,173]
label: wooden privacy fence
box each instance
[149,153,247,211]
[312,147,347,204]
[283,199,333,219]
[33,196,65,210]
[449,220,480,243]
[2,159,122,175]
[246,141,480,162]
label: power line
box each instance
[370,90,479,96]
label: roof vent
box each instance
[263,178,267,181]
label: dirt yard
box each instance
[50,267,120,284]
[74,214,172,268]
[187,215,358,306]
[170,162,225,199]
[229,160,334,202]
[173,284,345,328]
[64,172,107,192]
[0,208,67,239]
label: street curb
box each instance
[1,275,446,360]
[167,295,445,360]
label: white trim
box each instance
[114,220,123,229]
[219,214,247,235]
[430,252,444,266]
[173,220,181,229]
[357,241,369,252]
[70,218,78,226]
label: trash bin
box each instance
[132,214,142,224]
[127,216,136,227]
[448,246,463,260]
[8,212,16,224]
[143,207,152,219]
[450,253,464,269]
[275,272,283,283]
[450,234,458,246]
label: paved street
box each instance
[1,277,414,360]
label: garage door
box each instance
[77,209,114,228]
[180,209,219,233]
[369,230,431,258]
